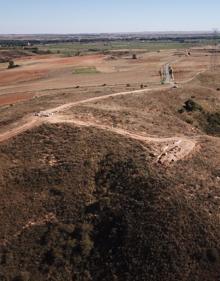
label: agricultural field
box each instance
[0,39,220,280]
[34,37,220,57]
[36,40,199,56]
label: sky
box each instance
[0,0,220,34]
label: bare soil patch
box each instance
[0,69,48,86]
[0,92,34,106]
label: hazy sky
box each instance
[0,0,220,34]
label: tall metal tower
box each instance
[210,29,219,71]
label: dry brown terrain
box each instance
[0,49,209,103]
[0,47,220,281]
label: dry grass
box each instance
[1,47,220,281]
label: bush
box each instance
[132,54,137,59]
[8,60,14,68]
[183,99,203,112]
[8,60,19,69]
[46,50,52,54]
[185,118,193,124]
[206,112,220,135]
[75,51,81,56]
[178,108,184,114]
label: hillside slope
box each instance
[0,124,220,281]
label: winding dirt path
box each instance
[49,116,197,165]
[0,68,204,164]
[43,84,171,115]
[0,116,40,143]
[0,84,170,143]
[0,66,205,144]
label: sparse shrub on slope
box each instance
[8,60,20,69]
[179,99,220,136]
[1,125,220,280]
[206,112,220,136]
[183,99,203,112]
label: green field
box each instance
[72,66,99,74]
[36,39,210,57]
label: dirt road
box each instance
[0,84,171,143]
[0,69,204,164]
[43,84,171,114]
[49,116,197,165]
[0,116,40,143]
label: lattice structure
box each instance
[160,64,174,84]
[210,30,219,71]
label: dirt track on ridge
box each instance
[0,116,40,143]
[0,68,206,164]
[49,116,197,165]
[0,85,171,143]
[0,83,199,165]
[43,84,171,114]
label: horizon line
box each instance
[0,30,218,36]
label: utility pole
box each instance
[210,29,219,71]
[160,64,174,84]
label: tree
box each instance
[8,60,15,69]
[8,60,19,69]
[132,54,137,59]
